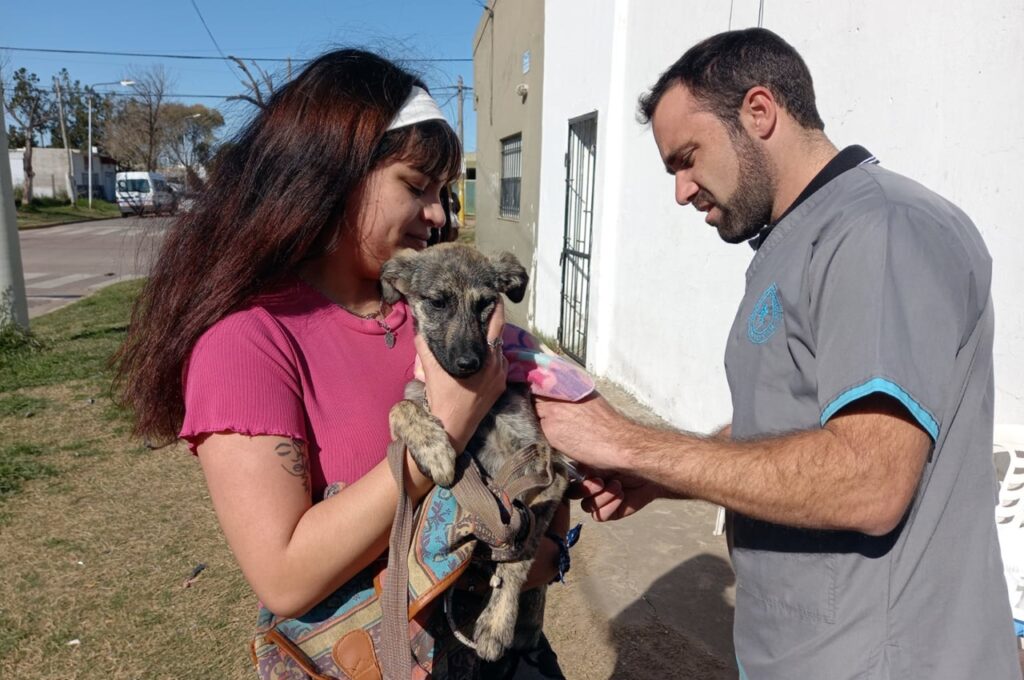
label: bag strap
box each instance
[493,444,554,502]
[264,628,335,680]
[381,439,416,680]
[449,453,524,548]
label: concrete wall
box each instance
[10,147,73,199]
[536,0,1024,431]
[472,0,545,328]
[8,147,116,200]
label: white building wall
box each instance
[540,0,1024,431]
[8,148,117,200]
[536,0,617,339]
[9,149,24,188]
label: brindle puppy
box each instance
[381,242,569,662]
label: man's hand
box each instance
[568,470,664,522]
[535,393,633,471]
[538,393,665,521]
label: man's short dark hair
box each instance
[639,28,825,132]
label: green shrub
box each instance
[0,290,45,360]
[25,194,70,209]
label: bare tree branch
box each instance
[228,55,275,109]
[104,66,175,170]
[225,94,264,108]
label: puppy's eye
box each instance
[428,297,447,310]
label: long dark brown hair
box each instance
[114,49,462,442]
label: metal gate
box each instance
[558,114,597,365]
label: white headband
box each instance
[386,86,448,131]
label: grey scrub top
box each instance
[724,162,1020,679]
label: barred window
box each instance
[500,134,522,219]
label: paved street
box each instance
[18,216,171,318]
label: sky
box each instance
[2,0,485,150]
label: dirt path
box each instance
[542,378,737,679]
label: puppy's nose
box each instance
[454,355,481,373]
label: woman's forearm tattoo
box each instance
[275,439,310,496]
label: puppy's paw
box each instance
[409,437,457,488]
[473,612,514,662]
[389,399,457,487]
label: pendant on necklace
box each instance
[384,330,396,349]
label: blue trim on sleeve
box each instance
[737,656,750,680]
[820,377,939,440]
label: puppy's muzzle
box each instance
[453,354,483,375]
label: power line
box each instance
[2,82,471,100]
[191,1,228,61]
[0,46,473,64]
[438,92,459,109]
[189,0,235,79]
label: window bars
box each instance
[500,134,522,219]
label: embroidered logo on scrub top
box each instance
[748,283,783,344]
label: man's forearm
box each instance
[611,411,925,535]
[537,393,926,532]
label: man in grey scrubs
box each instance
[536,28,1021,679]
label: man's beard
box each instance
[710,132,775,244]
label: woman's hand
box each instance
[415,299,508,452]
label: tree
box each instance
[104,66,172,170]
[6,125,27,148]
[161,103,224,188]
[3,68,56,202]
[45,69,115,152]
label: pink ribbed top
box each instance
[179,277,415,499]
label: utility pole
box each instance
[53,76,75,204]
[87,93,93,209]
[0,80,30,330]
[456,75,466,224]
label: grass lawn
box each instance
[16,198,121,230]
[0,282,255,679]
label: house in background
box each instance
[8,147,118,201]
[473,0,1024,433]
[472,0,544,329]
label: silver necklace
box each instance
[339,297,396,349]
[302,275,397,349]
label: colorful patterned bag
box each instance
[250,485,478,680]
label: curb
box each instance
[17,216,122,231]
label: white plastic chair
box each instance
[993,424,1024,639]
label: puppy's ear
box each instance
[379,250,417,303]
[490,252,528,303]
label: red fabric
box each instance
[180,277,416,499]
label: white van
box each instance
[115,171,176,217]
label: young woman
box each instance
[115,49,568,678]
